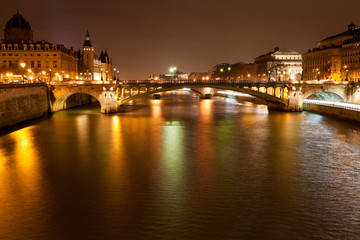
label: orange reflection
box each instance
[0,126,45,232]
[151,99,162,118]
[199,99,213,124]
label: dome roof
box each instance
[5,11,31,31]
[4,11,33,43]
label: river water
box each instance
[1,91,360,240]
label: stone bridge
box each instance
[50,80,360,113]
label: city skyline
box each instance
[1,0,360,79]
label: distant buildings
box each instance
[0,11,114,83]
[210,48,302,81]
[302,23,360,82]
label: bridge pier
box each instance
[268,102,303,112]
[153,93,161,99]
[202,94,213,99]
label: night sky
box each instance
[2,0,360,79]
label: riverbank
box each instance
[0,83,50,129]
[0,84,96,129]
[303,103,360,123]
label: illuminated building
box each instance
[341,35,360,82]
[254,47,302,81]
[220,48,302,81]
[0,11,113,82]
[302,23,360,81]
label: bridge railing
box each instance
[46,79,356,86]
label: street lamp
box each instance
[101,68,103,81]
[117,70,119,82]
[106,70,108,81]
[317,71,320,80]
[344,65,349,81]
[20,62,26,83]
[113,68,116,80]
[42,71,46,82]
[49,68,52,82]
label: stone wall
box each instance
[303,103,360,122]
[0,84,49,129]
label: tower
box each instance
[82,30,94,79]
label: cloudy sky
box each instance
[1,0,360,79]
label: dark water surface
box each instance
[1,92,360,240]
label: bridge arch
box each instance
[52,92,100,112]
[305,91,344,102]
[51,84,119,113]
[301,85,348,102]
[119,85,285,105]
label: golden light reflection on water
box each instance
[75,115,90,160]
[162,123,184,184]
[10,127,42,193]
[0,126,45,234]
[151,99,162,119]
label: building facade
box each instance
[0,11,113,83]
[302,23,360,82]
[212,48,302,81]
[253,48,302,81]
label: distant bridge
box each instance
[50,80,360,113]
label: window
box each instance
[45,61,49,68]
[9,60,12,67]
[31,61,34,68]
[53,54,57,56]
[37,61,41,68]
[37,54,41,57]
[53,61,57,68]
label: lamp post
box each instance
[344,65,349,81]
[49,68,52,83]
[317,71,320,81]
[117,70,119,82]
[101,68,103,81]
[106,70,108,81]
[20,62,26,83]
[42,71,46,82]
[113,68,116,81]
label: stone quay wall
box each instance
[303,103,360,122]
[0,84,49,129]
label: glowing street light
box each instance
[344,65,349,81]
[20,62,26,83]
[169,66,178,74]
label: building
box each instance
[214,48,302,81]
[253,47,302,81]
[0,11,113,83]
[341,33,360,82]
[302,23,360,81]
